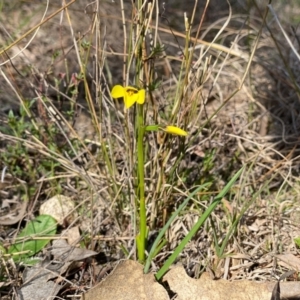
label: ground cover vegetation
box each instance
[1,0,300,298]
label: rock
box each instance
[39,195,77,225]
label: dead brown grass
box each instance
[1,0,300,299]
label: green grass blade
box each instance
[155,166,245,280]
[144,183,210,273]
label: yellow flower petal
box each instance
[165,126,188,136]
[111,85,125,98]
[111,85,145,108]
[124,86,138,93]
[124,92,139,108]
[137,89,146,104]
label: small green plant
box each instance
[105,0,254,277]
[2,215,57,266]
[1,100,81,198]
[150,166,244,280]
[110,82,245,278]
[294,237,300,248]
[111,84,187,263]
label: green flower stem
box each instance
[136,103,147,262]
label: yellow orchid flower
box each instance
[164,125,188,136]
[111,85,145,109]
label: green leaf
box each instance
[155,166,245,280]
[294,237,300,248]
[145,125,159,132]
[144,183,211,274]
[8,215,57,262]
[20,257,43,266]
